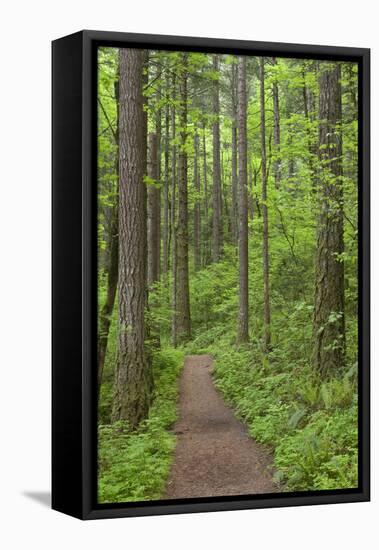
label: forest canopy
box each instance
[97,47,359,503]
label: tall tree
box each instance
[202,118,210,266]
[162,73,170,276]
[147,133,160,286]
[193,131,201,271]
[176,54,191,343]
[231,62,239,243]
[272,57,281,189]
[312,63,345,378]
[171,75,178,346]
[112,49,151,428]
[260,57,271,350]
[155,80,162,280]
[212,55,223,262]
[97,79,119,393]
[237,56,249,343]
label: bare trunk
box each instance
[231,62,239,244]
[147,133,159,286]
[193,132,201,271]
[97,198,118,391]
[272,57,281,189]
[312,64,345,378]
[176,55,191,343]
[260,57,271,350]
[162,78,170,276]
[202,121,210,266]
[97,78,119,393]
[237,56,249,343]
[170,76,178,346]
[112,49,151,428]
[212,55,223,262]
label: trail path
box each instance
[165,354,278,499]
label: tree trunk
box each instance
[162,77,170,276]
[193,132,201,271]
[272,57,281,189]
[155,83,162,280]
[171,76,178,346]
[176,54,191,343]
[97,199,118,391]
[202,120,210,266]
[302,65,317,192]
[237,56,249,344]
[97,79,119,393]
[212,55,223,262]
[312,64,345,378]
[231,62,239,244]
[147,133,159,286]
[112,49,151,428]
[260,57,271,351]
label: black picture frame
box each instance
[52,30,370,520]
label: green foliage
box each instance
[97,50,359,499]
[98,348,184,503]
[210,340,358,491]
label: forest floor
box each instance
[164,354,279,499]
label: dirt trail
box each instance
[165,354,278,499]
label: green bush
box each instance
[98,347,184,503]
[212,340,358,492]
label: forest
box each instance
[97,47,359,503]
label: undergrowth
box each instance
[207,340,358,491]
[98,347,184,503]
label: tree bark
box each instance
[260,57,271,351]
[112,49,151,428]
[302,65,317,192]
[176,54,191,343]
[162,75,170,276]
[171,76,178,346]
[212,55,223,262]
[147,133,160,286]
[272,57,281,189]
[231,62,239,243]
[237,56,249,343]
[202,120,210,266]
[312,64,345,378]
[97,198,118,391]
[193,132,201,271]
[155,82,162,280]
[97,79,119,394]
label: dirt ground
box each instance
[164,354,279,499]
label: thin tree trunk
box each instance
[237,56,249,343]
[97,79,119,394]
[272,57,281,189]
[171,76,178,346]
[212,55,223,262]
[231,62,239,244]
[155,83,162,280]
[176,55,191,343]
[193,131,201,271]
[202,120,210,266]
[302,65,317,191]
[260,57,271,350]
[112,48,151,428]
[312,64,345,378]
[98,198,118,392]
[163,76,170,276]
[147,133,159,286]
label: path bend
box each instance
[165,354,278,499]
